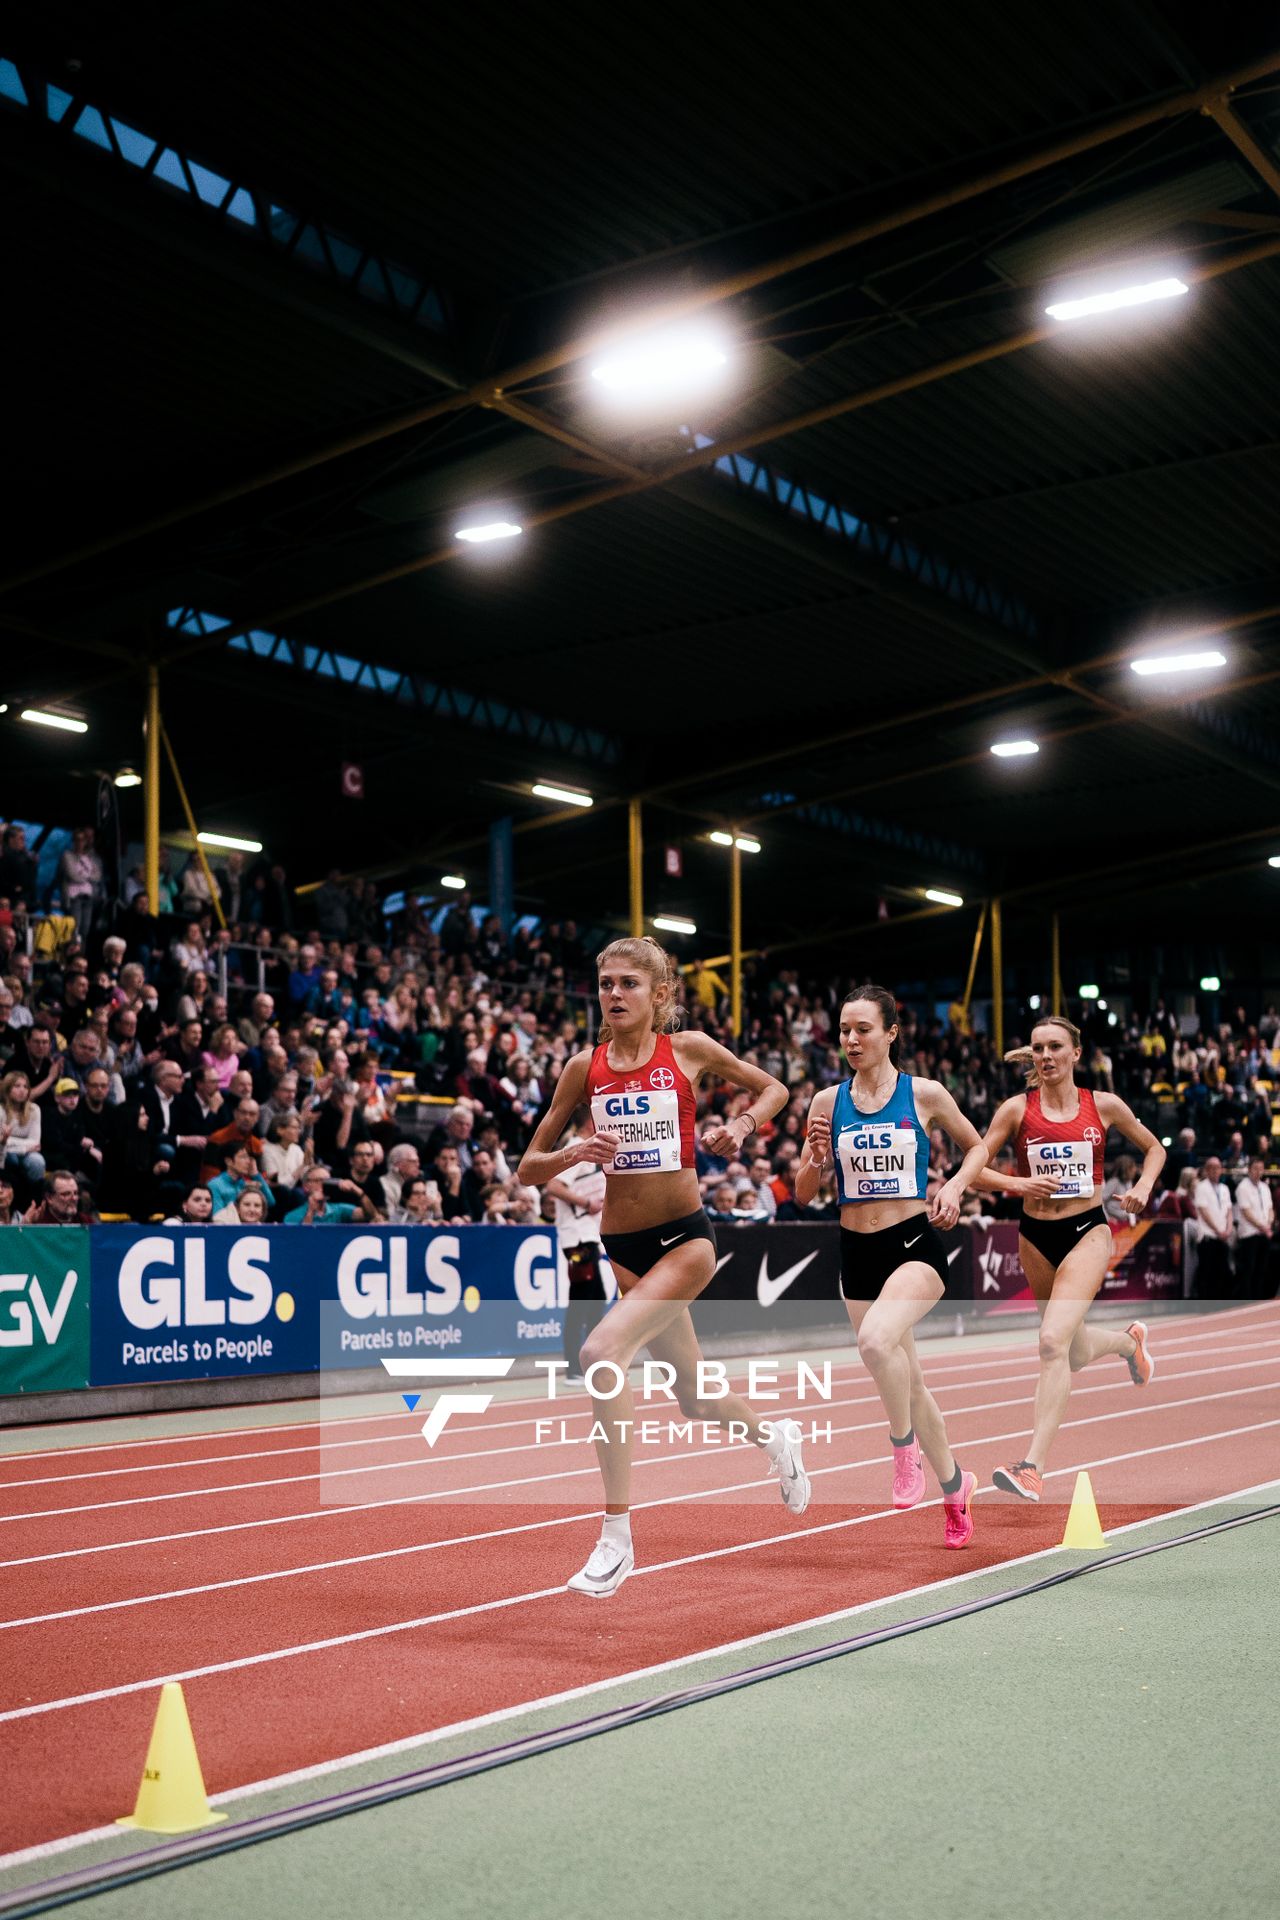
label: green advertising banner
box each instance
[0,1227,92,1396]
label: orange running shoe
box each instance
[992,1460,1043,1501]
[1125,1320,1155,1387]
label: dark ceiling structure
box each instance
[3,4,1280,990]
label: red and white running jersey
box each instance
[1015,1085,1106,1199]
[584,1032,697,1175]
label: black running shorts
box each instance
[840,1214,950,1301]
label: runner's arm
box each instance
[914,1079,992,1228]
[1095,1093,1166,1214]
[794,1085,837,1206]
[968,1094,1055,1196]
[675,1033,788,1157]
[517,1055,614,1186]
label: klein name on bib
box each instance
[1027,1140,1094,1198]
[590,1089,682,1175]
[837,1123,918,1200]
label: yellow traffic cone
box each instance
[1061,1470,1106,1550]
[116,1683,228,1834]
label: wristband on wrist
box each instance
[739,1112,757,1138]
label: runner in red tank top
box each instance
[975,1015,1166,1501]
[519,935,804,1599]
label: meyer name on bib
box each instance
[836,1122,919,1200]
[590,1089,682,1175]
[1027,1139,1094,1198]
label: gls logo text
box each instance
[339,1234,559,1315]
[602,1094,651,1118]
[0,1269,78,1346]
[118,1237,273,1328]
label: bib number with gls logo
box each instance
[590,1089,681,1174]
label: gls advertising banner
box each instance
[0,1226,91,1394]
[89,1226,566,1386]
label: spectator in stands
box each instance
[237,992,277,1050]
[284,1164,379,1226]
[390,1175,442,1226]
[261,1114,307,1193]
[57,971,93,1043]
[208,1145,273,1220]
[425,1104,476,1174]
[0,1170,16,1226]
[169,1065,224,1189]
[312,1078,365,1176]
[41,1078,94,1184]
[25,1168,95,1225]
[431,1144,470,1222]
[9,1023,60,1104]
[218,1186,269,1226]
[169,1018,207,1079]
[1235,1157,1275,1298]
[0,825,38,913]
[164,1185,214,1226]
[0,1070,45,1201]
[178,852,215,917]
[1193,1155,1234,1298]
[57,828,104,945]
[200,1098,264,1185]
[382,1142,421,1214]
[1164,1127,1200,1186]
[1102,1155,1139,1223]
[745,1154,778,1218]
[202,1024,243,1092]
[346,1139,389,1218]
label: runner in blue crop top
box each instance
[796,984,990,1550]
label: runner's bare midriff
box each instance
[839,1197,929,1234]
[601,1165,702,1234]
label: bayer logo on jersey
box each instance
[650,1066,676,1090]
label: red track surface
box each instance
[2,1301,1278,1857]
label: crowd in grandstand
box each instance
[0,821,1274,1291]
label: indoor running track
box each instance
[2,1299,1278,1860]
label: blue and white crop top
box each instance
[831,1072,930,1204]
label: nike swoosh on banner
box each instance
[757,1249,820,1307]
[947,1248,963,1265]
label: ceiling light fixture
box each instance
[114,768,142,789]
[455,521,523,544]
[924,888,964,908]
[990,739,1039,758]
[1045,276,1189,323]
[591,327,728,395]
[196,831,263,853]
[440,874,467,890]
[531,782,593,808]
[1129,649,1227,677]
[653,915,696,935]
[19,707,87,733]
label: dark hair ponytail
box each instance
[843,983,900,1062]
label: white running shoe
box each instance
[766,1418,811,1516]
[566,1535,635,1598]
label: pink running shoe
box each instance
[891,1438,925,1510]
[943,1470,977,1550]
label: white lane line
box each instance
[7,1471,1275,1878]
[7,1334,1280,1493]
[6,1299,1275,1469]
[1,1423,1276,1726]
[5,1348,1278,1528]
[3,1380,1277,1632]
